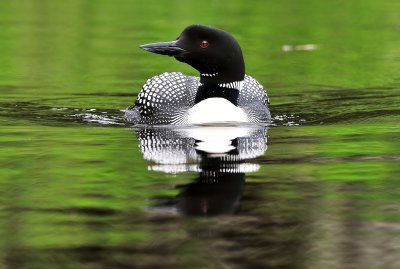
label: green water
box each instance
[1,0,400,268]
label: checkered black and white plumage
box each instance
[125,72,270,125]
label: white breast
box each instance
[186,97,248,124]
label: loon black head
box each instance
[140,24,245,84]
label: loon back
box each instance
[125,24,271,125]
[125,72,270,125]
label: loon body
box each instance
[125,24,271,125]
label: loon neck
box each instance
[200,71,245,87]
[217,80,244,91]
[200,75,244,91]
[199,57,246,85]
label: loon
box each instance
[125,24,271,125]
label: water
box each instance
[1,0,400,268]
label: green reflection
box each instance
[0,0,399,269]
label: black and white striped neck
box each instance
[201,72,218,78]
[200,76,244,91]
[200,72,244,90]
[199,66,245,86]
[217,80,244,91]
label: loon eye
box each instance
[200,40,209,48]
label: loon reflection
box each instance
[135,125,268,215]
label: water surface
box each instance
[1,1,400,268]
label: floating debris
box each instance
[282,44,318,52]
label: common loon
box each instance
[125,24,271,125]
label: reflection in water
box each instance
[135,125,268,215]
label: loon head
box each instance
[140,24,245,84]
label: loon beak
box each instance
[140,41,187,57]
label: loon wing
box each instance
[126,72,199,124]
[238,75,271,123]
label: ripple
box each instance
[0,101,126,127]
[271,114,305,126]
[68,112,124,125]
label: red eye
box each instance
[200,40,209,48]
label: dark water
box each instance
[1,1,400,268]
